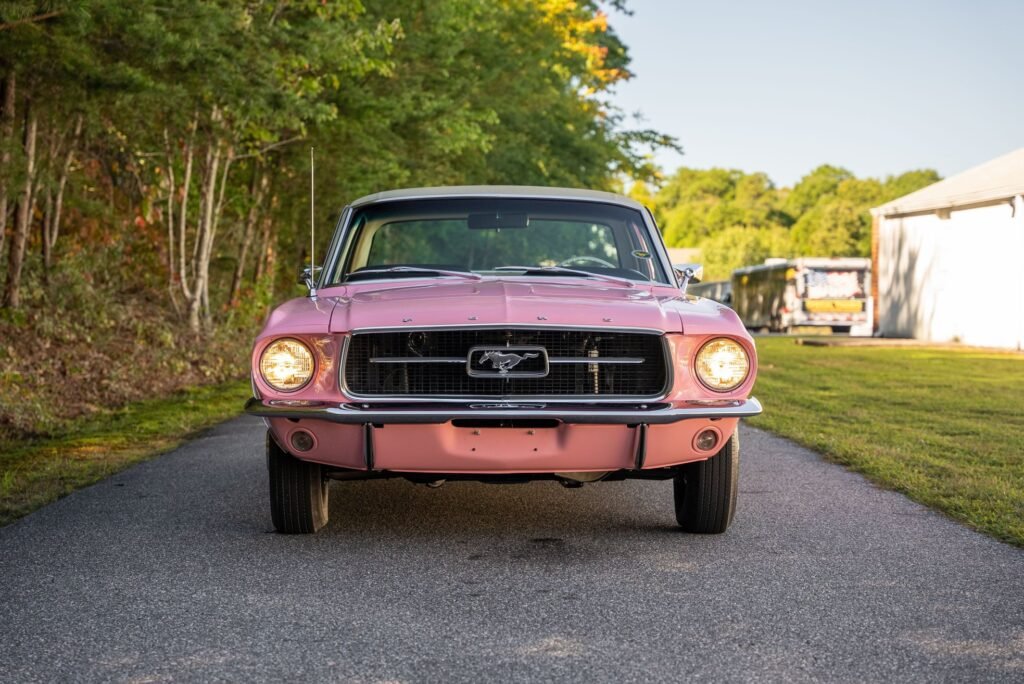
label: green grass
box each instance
[749,337,1024,546]
[0,379,250,526]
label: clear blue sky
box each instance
[609,0,1024,186]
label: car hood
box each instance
[257,294,338,342]
[325,278,736,334]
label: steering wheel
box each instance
[559,255,617,269]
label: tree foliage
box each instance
[652,165,940,280]
[0,0,672,327]
[0,0,681,439]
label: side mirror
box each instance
[298,266,322,292]
[673,262,703,292]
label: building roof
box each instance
[349,185,645,211]
[873,147,1024,217]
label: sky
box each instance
[608,0,1024,186]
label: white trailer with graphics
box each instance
[731,258,872,335]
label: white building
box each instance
[871,148,1024,350]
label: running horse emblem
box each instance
[478,350,540,374]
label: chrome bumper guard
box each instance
[245,397,762,425]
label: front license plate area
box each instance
[371,423,635,472]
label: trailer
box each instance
[687,279,732,305]
[731,258,872,335]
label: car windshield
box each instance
[327,198,670,285]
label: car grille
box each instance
[344,328,669,398]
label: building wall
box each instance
[877,196,1024,349]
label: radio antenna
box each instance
[309,146,317,298]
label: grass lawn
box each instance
[0,379,250,527]
[749,337,1024,547]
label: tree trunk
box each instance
[40,185,52,285]
[163,128,175,291]
[254,215,270,284]
[254,193,278,285]
[230,167,266,307]
[188,131,221,333]
[3,98,37,309]
[39,121,61,285]
[261,212,277,293]
[201,144,232,326]
[46,114,82,266]
[0,71,14,265]
[177,115,197,307]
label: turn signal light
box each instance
[695,429,719,452]
[290,430,315,452]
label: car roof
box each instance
[348,185,647,211]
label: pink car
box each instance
[247,187,761,534]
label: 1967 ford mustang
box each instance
[246,186,761,534]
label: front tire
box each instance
[673,431,739,533]
[267,431,329,534]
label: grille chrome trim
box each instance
[368,356,645,365]
[548,357,645,365]
[340,327,671,402]
[247,396,763,424]
[349,323,666,335]
[370,357,464,364]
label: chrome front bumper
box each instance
[244,397,762,425]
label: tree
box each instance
[651,164,940,279]
[784,164,854,216]
[790,199,866,256]
[699,225,791,282]
[0,0,673,325]
[882,169,941,202]
[654,168,745,247]
[786,172,938,258]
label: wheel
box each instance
[267,431,329,533]
[673,431,739,533]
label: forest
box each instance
[0,0,671,440]
[0,1,936,442]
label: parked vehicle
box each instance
[688,279,732,305]
[731,257,872,335]
[246,186,761,534]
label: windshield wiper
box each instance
[347,266,482,281]
[493,266,635,288]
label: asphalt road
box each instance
[1,417,1021,682]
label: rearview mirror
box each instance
[468,212,529,230]
[674,262,703,292]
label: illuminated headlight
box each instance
[259,338,314,392]
[695,338,750,392]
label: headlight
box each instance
[259,338,314,392]
[695,338,750,392]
